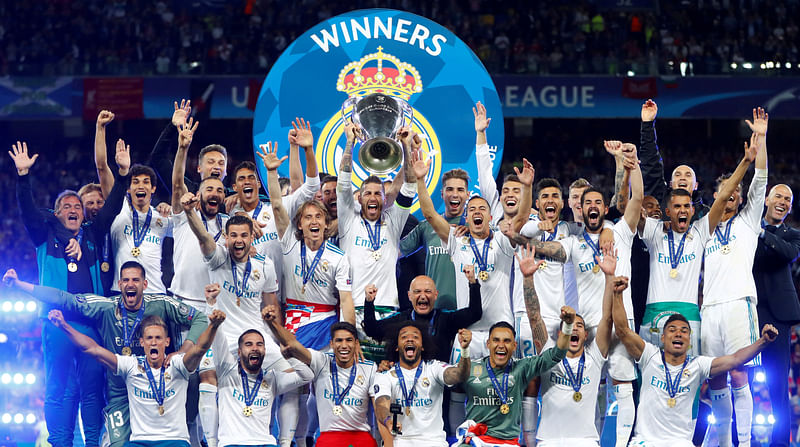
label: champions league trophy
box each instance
[342,92,413,175]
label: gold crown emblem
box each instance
[337,46,423,100]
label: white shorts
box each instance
[515,314,536,358]
[538,439,600,447]
[629,436,693,447]
[392,437,448,447]
[639,312,701,357]
[701,297,760,365]
[451,330,489,363]
[604,319,637,382]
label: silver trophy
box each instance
[342,93,413,175]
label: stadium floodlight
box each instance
[760,63,767,69]
[627,70,635,76]
[12,373,23,384]
[25,413,35,424]
[2,302,12,312]
[787,62,793,68]
[766,61,775,69]
[1,413,10,424]
[0,333,7,343]
[743,62,753,69]
[755,414,766,424]
[25,374,35,384]
[755,371,766,382]
[1,373,10,384]
[730,63,738,69]
[768,414,775,424]
[13,413,22,424]
[13,301,24,312]
[25,301,36,312]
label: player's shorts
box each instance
[176,297,210,315]
[317,430,377,447]
[198,343,289,374]
[639,301,701,357]
[543,317,562,342]
[355,306,397,361]
[393,437,448,447]
[103,398,131,447]
[628,436,694,447]
[515,314,537,358]
[701,297,760,365]
[450,330,489,364]
[602,319,637,382]
[538,439,600,447]
[125,441,190,447]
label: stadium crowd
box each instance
[1,0,799,76]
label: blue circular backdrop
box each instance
[253,8,504,215]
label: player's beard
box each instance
[243,350,264,373]
[400,344,422,366]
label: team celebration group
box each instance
[3,98,796,447]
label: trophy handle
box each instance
[399,99,413,128]
[341,96,365,141]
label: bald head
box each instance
[765,184,794,225]
[408,275,438,315]
[670,165,697,192]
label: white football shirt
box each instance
[116,353,192,442]
[520,220,572,322]
[170,210,227,304]
[281,224,351,306]
[310,349,377,433]
[703,168,767,306]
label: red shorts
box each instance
[316,431,376,447]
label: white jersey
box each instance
[110,200,174,293]
[703,168,767,306]
[475,143,505,222]
[281,224,351,306]
[374,360,450,445]
[520,220,572,322]
[337,176,412,307]
[211,330,311,447]
[559,219,634,327]
[538,341,606,442]
[634,343,713,443]
[310,349,377,433]
[205,244,279,351]
[230,176,319,297]
[444,227,515,331]
[116,353,192,442]
[170,210,228,304]
[640,216,711,305]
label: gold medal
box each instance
[301,284,306,294]
[236,297,241,307]
[592,264,600,274]
[667,397,676,408]
[499,403,510,414]
[243,406,253,417]
[669,268,678,279]
[372,251,381,261]
[721,245,731,254]
[405,407,411,416]
[478,271,490,281]
[67,262,78,272]
[121,346,132,356]
[131,247,141,257]
[649,327,660,334]
[158,405,165,416]
[573,391,583,402]
[332,405,343,416]
[101,262,110,273]
[538,261,547,271]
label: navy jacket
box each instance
[753,222,800,325]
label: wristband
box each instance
[561,321,574,335]
[460,347,470,359]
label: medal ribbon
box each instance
[300,242,326,290]
[582,231,601,262]
[714,215,736,247]
[661,350,690,400]
[411,310,437,336]
[120,299,146,352]
[485,358,511,405]
[330,356,358,406]
[362,217,382,251]
[202,212,224,242]
[469,232,493,274]
[239,366,264,408]
[230,257,252,298]
[143,359,166,408]
[102,232,111,265]
[562,352,585,393]
[251,202,263,221]
[130,203,153,250]
[66,228,84,266]
[541,226,557,242]
[395,362,424,411]
[667,230,689,270]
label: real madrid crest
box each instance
[356,375,365,385]
[252,270,260,280]
[321,260,329,272]
[421,377,430,388]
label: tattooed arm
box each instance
[516,243,550,352]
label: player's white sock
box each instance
[521,396,538,447]
[595,382,607,435]
[612,383,634,447]
[198,383,219,447]
[709,386,733,447]
[449,392,467,435]
[278,390,300,447]
[733,384,753,447]
[294,392,310,447]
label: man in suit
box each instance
[754,183,800,446]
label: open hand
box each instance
[172,99,191,127]
[257,141,287,171]
[473,101,491,133]
[515,243,545,277]
[9,141,38,175]
[288,117,313,148]
[745,107,768,136]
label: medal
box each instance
[301,285,306,295]
[120,299,145,357]
[130,204,152,259]
[239,366,264,417]
[469,233,493,284]
[363,217,383,260]
[662,350,689,411]
[121,346,132,356]
[582,231,602,275]
[230,256,252,305]
[538,260,547,271]
[300,241,325,296]
[721,245,731,254]
[332,405,343,416]
[395,362,424,418]
[372,250,382,261]
[158,405,165,416]
[101,262,110,273]
[562,353,585,404]
[143,359,166,417]
[573,391,583,402]
[485,359,512,418]
[592,264,600,274]
[131,247,141,257]
[667,398,676,408]
[667,229,688,281]
[100,233,111,273]
[65,228,83,274]
[330,356,357,416]
[500,404,510,414]
[67,262,78,272]
[715,216,736,256]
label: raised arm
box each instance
[606,140,628,211]
[594,243,617,357]
[510,158,535,233]
[707,135,757,231]
[49,310,117,371]
[621,143,643,232]
[94,110,116,197]
[746,107,768,171]
[638,99,668,202]
[555,306,576,351]
[443,329,472,385]
[289,117,319,180]
[500,221,567,262]
[257,141,290,238]
[710,324,778,376]
[410,150,450,242]
[288,130,303,192]
[261,305,312,365]
[183,309,224,372]
[171,118,199,213]
[611,276,644,360]
[473,102,500,209]
[515,243,548,352]
[180,192,216,257]
[10,142,47,244]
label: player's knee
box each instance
[524,378,540,396]
[200,371,218,386]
